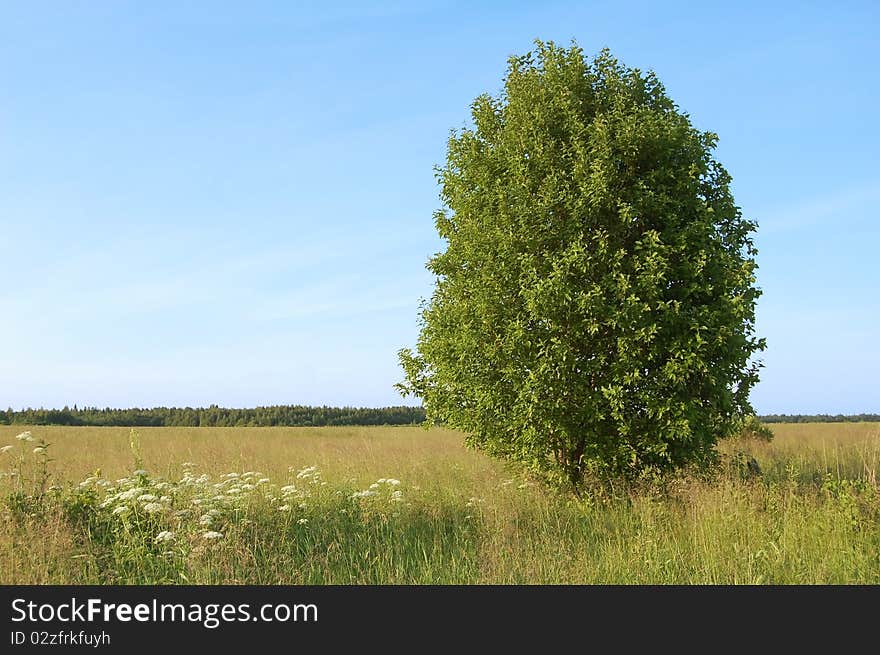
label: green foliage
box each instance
[758,414,880,423]
[4,405,426,427]
[398,41,765,489]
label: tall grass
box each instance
[1,424,877,584]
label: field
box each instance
[1,423,878,584]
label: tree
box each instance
[397,41,765,490]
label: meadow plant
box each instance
[1,425,877,584]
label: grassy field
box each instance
[1,423,877,584]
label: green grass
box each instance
[0,423,877,584]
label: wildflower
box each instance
[133,469,148,477]
[297,518,308,525]
[198,514,215,526]
[112,506,129,515]
[386,479,401,486]
[350,490,378,499]
[277,505,291,512]
[137,494,158,502]
[142,502,164,514]
[369,483,380,490]
[16,431,35,442]
[202,531,224,540]
[0,445,13,453]
[280,485,297,494]
[296,466,317,478]
[257,478,270,485]
[391,490,403,502]
[154,531,175,544]
[118,488,141,501]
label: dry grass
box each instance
[1,423,877,584]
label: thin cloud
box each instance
[756,180,878,235]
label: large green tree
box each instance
[398,41,765,489]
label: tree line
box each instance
[0,405,427,427]
[1,405,876,428]
[758,414,880,424]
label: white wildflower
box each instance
[369,483,380,490]
[16,431,34,442]
[142,502,164,514]
[112,506,129,515]
[277,504,291,512]
[297,518,308,525]
[154,530,175,544]
[202,531,224,540]
[137,494,158,502]
[386,479,401,486]
[133,469,148,477]
[296,466,317,478]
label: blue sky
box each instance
[1,1,877,414]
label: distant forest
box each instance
[0,406,877,428]
[757,414,880,424]
[0,405,427,427]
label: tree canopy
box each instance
[398,41,765,489]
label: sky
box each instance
[1,1,877,414]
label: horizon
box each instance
[2,2,878,415]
